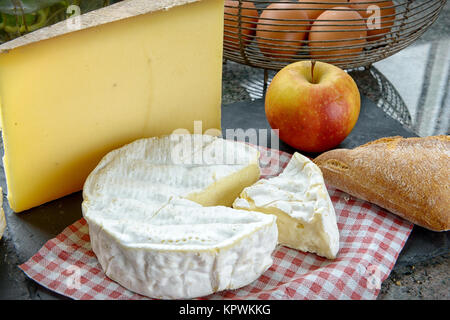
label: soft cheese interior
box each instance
[233,152,340,259]
[82,134,278,299]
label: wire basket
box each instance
[237,65,413,127]
[223,0,446,70]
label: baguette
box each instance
[314,136,450,231]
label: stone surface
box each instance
[378,253,449,300]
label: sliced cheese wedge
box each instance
[82,134,278,299]
[233,152,340,259]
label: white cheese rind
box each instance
[83,134,260,205]
[88,207,277,299]
[83,134,278,299]
[233,152,340,259]
[84,197,276,250]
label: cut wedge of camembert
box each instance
[233,152,340,259]
[82,134,278,299]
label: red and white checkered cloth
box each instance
[19,146,413,300]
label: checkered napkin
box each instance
[19,146,413,300]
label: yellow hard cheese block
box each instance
[0,0,224,212]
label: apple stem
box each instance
[311,60,316,84]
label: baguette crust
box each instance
[314,136,450,231]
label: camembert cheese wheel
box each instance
[82,134,278,299]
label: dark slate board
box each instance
[0,95,448,300]
[222,95,416,155]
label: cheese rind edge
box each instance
[0,0,204,53]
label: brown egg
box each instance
[308,7,367,61]
[224,0,259,51]
[296,0,345,22]
[349,0,395,41]
[256,3,309,59]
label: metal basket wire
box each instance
[223,0,446,70]
[237,64,413,127]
